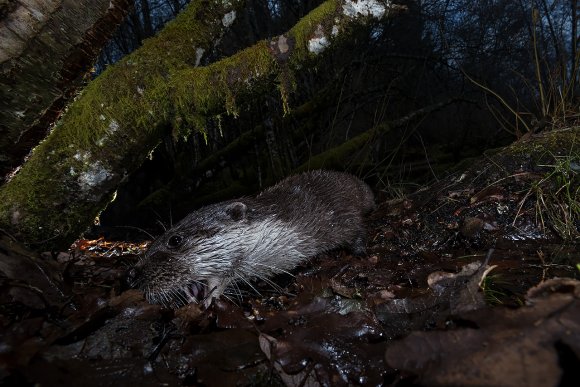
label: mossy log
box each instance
[0,0,406,251]
[294,99,458,172]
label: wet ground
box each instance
[0,130,578,386]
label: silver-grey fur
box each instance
[129,170,374,307]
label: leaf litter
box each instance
[1,131,579,386]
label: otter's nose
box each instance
[124,266,141,288]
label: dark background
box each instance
[92,0,578,238]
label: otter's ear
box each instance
[225,202,247,221]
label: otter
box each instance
[127,170,374,307]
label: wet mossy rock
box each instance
[483,128,579,185]
[463,127,579,241]
[0,0,405,251]
[491,127,578,161]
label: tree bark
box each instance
[0,0,134,181]
[0,0,406,251]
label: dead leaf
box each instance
[385,279,580,387]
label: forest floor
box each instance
[0,129,578,386]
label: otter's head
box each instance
[126,201,249,308]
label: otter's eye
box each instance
[167,235,183,248]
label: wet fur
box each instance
[131,170,374,307]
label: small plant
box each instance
[480,274,508,305]
[514,148,580,241]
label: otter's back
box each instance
[250,170,374,252]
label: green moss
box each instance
[287,0,339,63]
[0,0,247,250]
[0,148,118,248]
[146,1,243,62]
[171,40,276,130]
[505,128,577,158]
[56,0,248,150]
[57,0,355,149]
[0,0,391,250]
[295,122,391,172]
[272,0,340,111]
[477,127,579,242]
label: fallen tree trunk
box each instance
[0,0,406,251]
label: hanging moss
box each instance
[0,0,247,249]
[0,0,403,250]
[171,40,276,129]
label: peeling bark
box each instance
[0,0,406,251]
[0,0,134,181]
